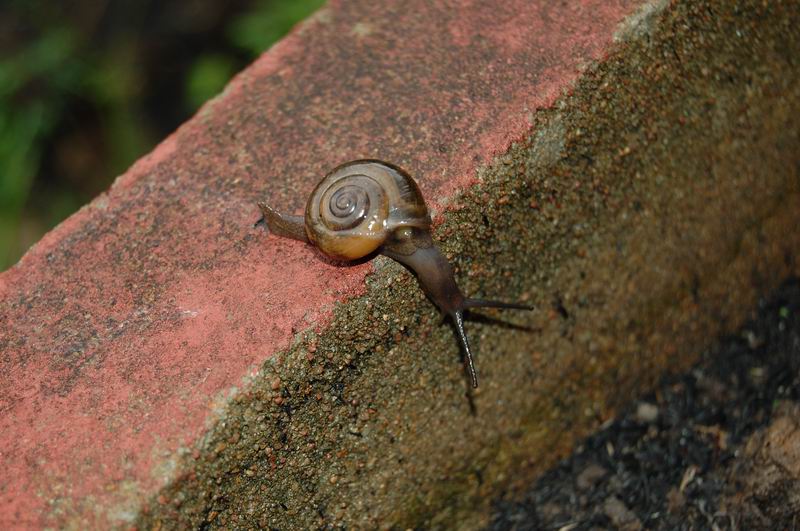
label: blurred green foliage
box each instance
[0,27,84,267]
[186,54,238,109]
[0,0,324,270]
[228,0,325,56]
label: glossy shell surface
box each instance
[305,160,431,260]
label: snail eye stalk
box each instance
[451,310,478,388]
[463,299,534,311]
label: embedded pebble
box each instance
[635,402,659,424]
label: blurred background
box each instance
[0,0,324,271]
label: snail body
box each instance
[257,160,531,387]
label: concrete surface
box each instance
[0,0,798,528]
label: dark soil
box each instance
[489,277,800,530]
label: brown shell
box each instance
[305,160,431,261]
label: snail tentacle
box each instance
[463,299,534,311]
[383,237,530,388]
[257,202,309,243]
[451,309,478,388]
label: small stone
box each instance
[537,501,564,521]
[666,487,685,514]
[576,463,608,491]
[635,402,659,424]
[748,366,767,387]
[603,496,642,530]
[744,329,763,349]
[679,465,698,492]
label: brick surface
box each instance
[1,0,799,528]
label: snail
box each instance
[257,160,531,387]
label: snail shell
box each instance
[304,160,431,261]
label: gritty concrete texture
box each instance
[0,0,799,529]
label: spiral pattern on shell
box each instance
[305,160,431,261]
